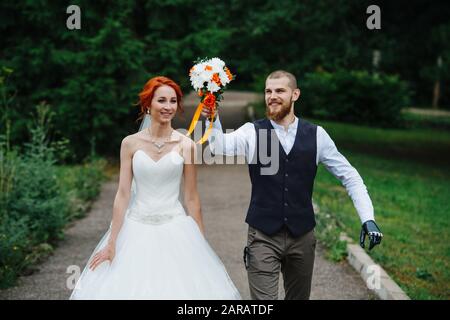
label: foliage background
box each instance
[1,0,449,160]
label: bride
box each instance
[70,76,241,300]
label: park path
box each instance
[404,107,450,117]
[0,91,376,300]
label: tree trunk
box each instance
[432,80,440,109]
[432,55,442,109]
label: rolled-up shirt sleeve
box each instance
[317,126,375,224]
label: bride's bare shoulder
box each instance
[121,133,144,152]
[174,131,196,149]
[174,131,197,164]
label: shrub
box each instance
[57,157,107,220]
[0,217,30,288]
[0,102,106,288]
[299,70,411,128]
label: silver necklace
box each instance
[148,128,173,153]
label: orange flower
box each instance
[203,92,216,109]
[212,73,222,86]
[198,89,203,97]
[205,65,212,71]
[225,67,233,81]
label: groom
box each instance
[201,70,383,300]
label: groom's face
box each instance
[265,77,297,121]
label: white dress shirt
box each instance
[206,115,375,224]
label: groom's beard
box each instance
[266,99,292,121]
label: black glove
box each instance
[359,220,383,250]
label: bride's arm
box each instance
[183,139,205,235]
[108,136,134,245]
[90,136,133,271]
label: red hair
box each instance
[137,76,183,120]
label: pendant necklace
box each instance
[148,127,173,154]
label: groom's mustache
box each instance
[267,99,283,105]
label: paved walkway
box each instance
[404,107,450,117]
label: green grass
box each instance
[307,118,450,168]
[309,118,450,300]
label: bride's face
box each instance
[150,85,178,124]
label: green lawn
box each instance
[309,118,450,300]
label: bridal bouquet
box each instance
[186,57,235,144]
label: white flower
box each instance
[218,69,230,85]
[210,57,225,68]
[207,81,220,93]
[190,77,204,90]
[196,62,207,72]
[203,69,214,81]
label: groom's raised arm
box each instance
[316,126,375,224]
[205,113,255,161]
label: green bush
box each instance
[72,158,107,203]
[56,157,107,220]
[0,217,30,288]
[0,103,106,288]
[299,70,411,128]
[0,132,29,288]
[8,156,69,244]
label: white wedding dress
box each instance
[70,148,241,300]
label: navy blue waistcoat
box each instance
[246,118,318,237]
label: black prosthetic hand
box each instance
[359,220,383,250]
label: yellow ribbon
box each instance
[186,102,215,144]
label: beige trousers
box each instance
[245,225,316,300]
